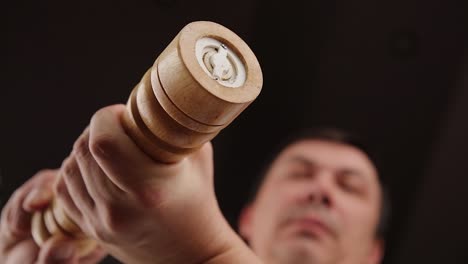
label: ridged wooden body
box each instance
[30,21,263,256]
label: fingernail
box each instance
[24,189,52,209]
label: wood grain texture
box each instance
[31,21,263,257]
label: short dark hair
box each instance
[248,127,391,239]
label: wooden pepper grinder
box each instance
[31,21,263,256]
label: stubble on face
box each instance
[246,140,382,264]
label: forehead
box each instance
[271,139,378,177]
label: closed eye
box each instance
[337,170,366,196]
[286,156,317,180]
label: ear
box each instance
[367,239,384,264]
[238,204,254,241]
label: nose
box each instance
[307,190,331,207]
[305,176,332,208]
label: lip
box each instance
[287,216,333,239]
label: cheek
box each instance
[248,202,277,254]
[336,203,380,261]
[251,184,294,240]
[339,199,379,241]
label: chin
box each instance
[270,239,326,264]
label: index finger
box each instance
[87,105,184,192]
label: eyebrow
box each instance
[288,155,366,179]
[288,155,316,169]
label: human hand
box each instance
[0,169,107,264]
[54,104,260,264]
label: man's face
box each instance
[239,140,383,264]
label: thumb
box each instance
[36,235,78,264]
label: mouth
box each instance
[286,217,334,240]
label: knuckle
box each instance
[89,207,122,243]
[34,169,54,179]
[54,180,67,198]
[10,189,23,203]
[73,135,90,160]
[2,211,24,239]
[62,158,78,180]
[99,203,124,233]
[89,133,116,159]
[135,185,164,209]
[0,208,11,230]
[3,190,24,217]
[92,225,113,243]
[6,224,22,239]
[36,168,57,176]
[1,195,16,226]
[33,169,58,186]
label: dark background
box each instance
[4,0,468,263]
